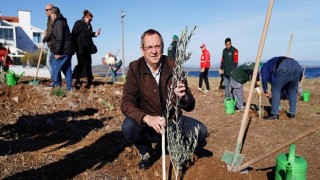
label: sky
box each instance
[2,0,320,68]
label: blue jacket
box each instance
[261,56,290,92]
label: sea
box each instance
[97,67,320,79]
[184,67,320,79]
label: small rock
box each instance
[11,96,19,103]
[114,90,122,96]
[154,170,160,177]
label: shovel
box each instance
[29,43,44,86]
[221,0,275,170]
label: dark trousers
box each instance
[271,59,301,115]
[219,74,224,89]
[75,52,93,84]
[122,116,208,155]
[199,68,210,90]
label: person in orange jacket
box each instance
[198,43,210,92]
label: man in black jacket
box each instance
[50,7,74,91]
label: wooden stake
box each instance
[162,133,166,180]
[286,33,293,57]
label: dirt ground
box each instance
[0,76,319,180]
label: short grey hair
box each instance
[140,29,164,51]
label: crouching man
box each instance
[121,29,208,170]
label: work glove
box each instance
[255,87,262,96]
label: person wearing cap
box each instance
[167,35,178,60]
[198,43,211,92]
[0,42,13,71]
[261,56,302,120]
[219,37,239,98]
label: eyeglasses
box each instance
[45,9,52,12]
[143,45,162,51]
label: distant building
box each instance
[0,10,44,64]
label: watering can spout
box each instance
[16,71,25,82]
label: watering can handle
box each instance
[288,144,295,164]
[285,144,296,180]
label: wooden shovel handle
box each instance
[34,43,44,81]
[232,0,275,165]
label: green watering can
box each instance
[224,97,237,114]
[5,70,25,86]
[302,90,311,102]
[275,144,308,180]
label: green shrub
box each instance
[20,50,47,66]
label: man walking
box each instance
[198,43,210,92]
[50,7,74,91]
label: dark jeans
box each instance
[271,59,301,115]
[122,115,208,155]
[199,68,210,90]
[52,54,72,91]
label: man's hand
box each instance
[174,81,186,98]
[54,54,61,59]
[143,115,166,134]
[219,69,224,75]
[200,68,205,72]
[265,90,272,99]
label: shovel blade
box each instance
[222,150,244,167]
[29,80,39,86]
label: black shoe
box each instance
[138,152,152,170]
[264,114,279,120]
[287,113,295,119]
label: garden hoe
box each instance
[29,43,44,86]
[222,0,274,171]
